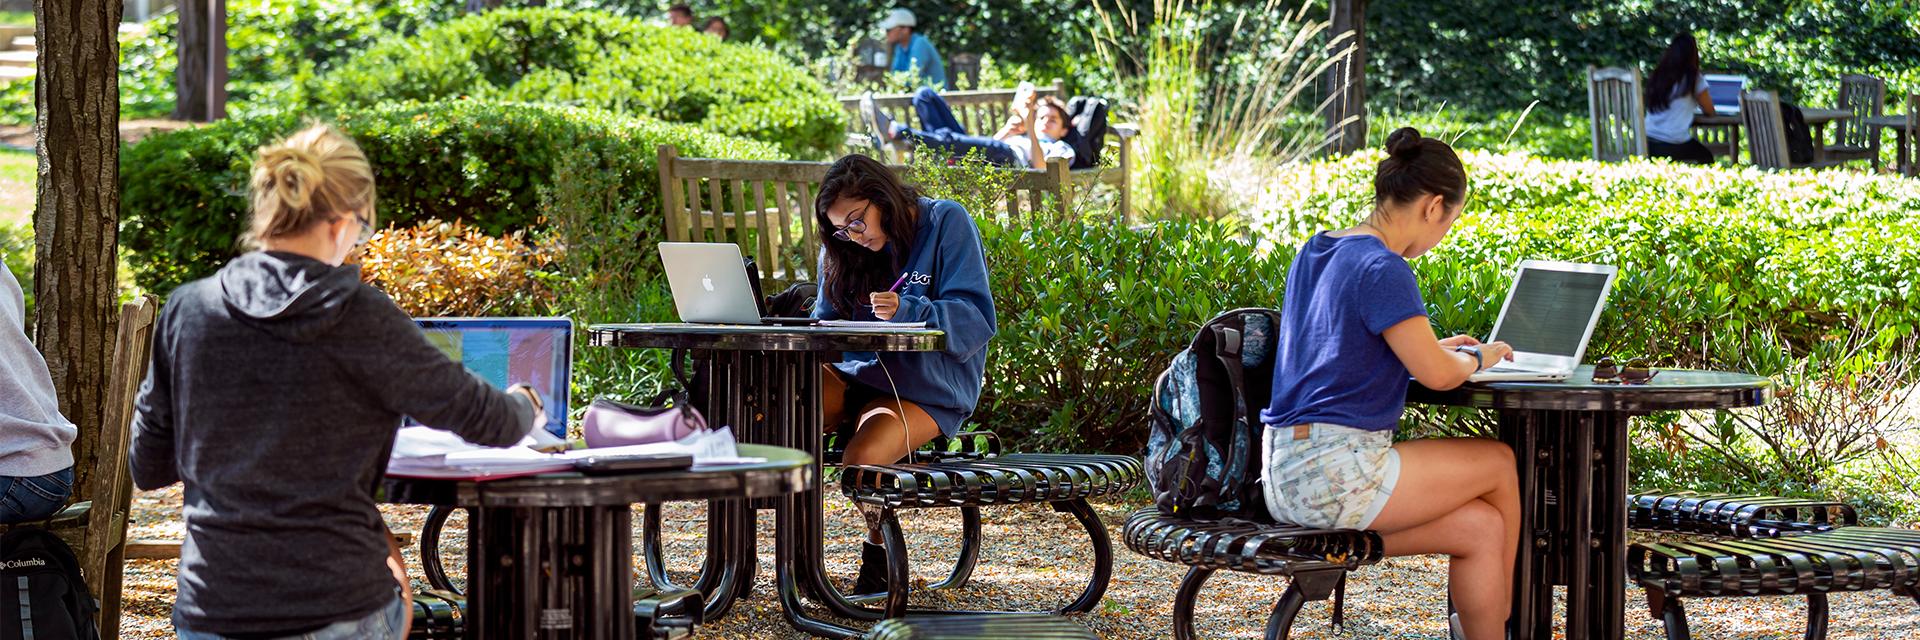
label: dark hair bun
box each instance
[1384,127,1424,159]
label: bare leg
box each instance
[821,363,849,434]
[1367,438,1520,640]
[384,524,413,637]
[842,398,943,543]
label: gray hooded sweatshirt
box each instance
[0,260,75,477]
[128,251,535,635]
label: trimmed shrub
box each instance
[310,8,845,158]
[119,99,781,296]
[357,221,559,317]
[976,215,1293,454]
[1248,152,1920,363]
[1,222,29,320]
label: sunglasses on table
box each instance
[1591,356,1658,384]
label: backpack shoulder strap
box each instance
[1210,323,1249,424]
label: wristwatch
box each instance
[1453,345,1486,372]
[507,384,550,432]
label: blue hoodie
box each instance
[813,197,996,436]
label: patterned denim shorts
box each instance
[1260,423,1400,530]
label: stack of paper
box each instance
[387,426,765,480]
[819,320,927,329]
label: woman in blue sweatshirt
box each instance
[811,154,997,596]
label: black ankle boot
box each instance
[853,541,890,597]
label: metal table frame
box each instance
[591,323,946,638]
[381,444,812,640]
[1407,366,1770,640]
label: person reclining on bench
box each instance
[861,84,1076,170]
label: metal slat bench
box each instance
[863,614,1098,639]
[1122,508,1385,639]
[1627,492,1920,639]
[840,453,1142,618]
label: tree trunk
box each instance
[1325,0,1368,155]
[172,0,225,121]
[34,0,122,522]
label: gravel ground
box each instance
[121,485,1919,639]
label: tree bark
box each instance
[34,0,121,513]
[172,0,225,121]
[1325,0,1368,155]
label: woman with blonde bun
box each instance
[130,124,549,640]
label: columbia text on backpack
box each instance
[1,527,99,640]
[1146,308,1282,519]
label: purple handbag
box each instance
[581,396,707,448]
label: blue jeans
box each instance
[177,591,408,640]
[0,467,73,524]
[902,87,1021,167]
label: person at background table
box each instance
[1260,128,1520,640]
[811,154,996,598]
[0,260,77,525]
[879,7,945,89]
[702,16,729,40]
[128,124,549,640]
[861,84,1076,169]
[1644,31,1716,165]
[666,4,695,27]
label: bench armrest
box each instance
[1109,123,1140,139]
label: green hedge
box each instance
[310,8,845,158]
[1251,151,1920,363]
[119,99,781,295]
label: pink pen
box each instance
[887,273,909,293]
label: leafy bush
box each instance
[1,222,29,320]
[310,8,845,157]
[357,220,558,317]
[119,99,781,296]
[976,215,1293,453]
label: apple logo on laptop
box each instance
[702,275,716,292]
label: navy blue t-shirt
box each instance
[1260,232,1429,433]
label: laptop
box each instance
[660,242,817,325]
[411,317,571,439]
[1701,74,1746,115]
[1469,260,1618,383]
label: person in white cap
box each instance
[878,8,945,89]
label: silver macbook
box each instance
[1470,260,1618,382]
[1702,74,1745,115]
[659,242,816,325]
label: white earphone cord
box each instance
[875,357,912,462]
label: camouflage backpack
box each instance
[1145,308,1282,519]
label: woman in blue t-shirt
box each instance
[1644,32,1716,164]
[810,154,998,597]
[1261,128,1519,640]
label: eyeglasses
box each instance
[1592,356,1658,384]
[829,203,870,242]
[352,216,375,245]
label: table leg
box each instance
[1501,410,1557,640]
[1567,412,1595,639]
[1596,413,1631,640]
[467,504,635,640]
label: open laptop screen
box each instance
[1703,74,1745,113]
[1489,269,1612,358]
[412,318,571,438]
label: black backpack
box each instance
[0,527,99,640]
[1145,308,1282,520]
[1064,96,1110,169]
[1781,102,1815,164]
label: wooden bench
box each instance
[1123,508,1384,639]
[1627,491,1920,639]
[0,296,157,640]
[837,80,1136,217]
[657,144,1078,289]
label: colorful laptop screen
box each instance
[412,318,571,439]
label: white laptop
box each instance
[1469,260,1618,382]
[1701,74,1746,116]
[659,242,815,325]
